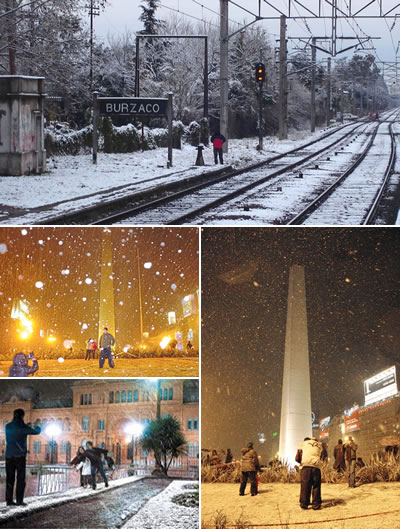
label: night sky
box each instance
[0,227,198,353]
[202,227,400,460]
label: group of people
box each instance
[85,328,116,369]
[4,407,115,507]
[236,436,360,511]
[70,443,115,490]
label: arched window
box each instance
[187,419,192,430]
[121,391,126,403]
[159,389,163,401]
[193,441,198,457]
[164,389,168,401]
[109,392,114,404]
[193,418,198,430]
[115,391,120,403]
[82,416,89,431]
[89,394,92,405]
[80,394,84,405]
[128,391,132,403]
[134,390,139,402]
[169,388,173,400]
[187,442,192,457]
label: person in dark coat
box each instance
[84,441,109,489]
[99,327,115,369]
[8,353,38,377]
[5,409,41,506]
[210,130,226,164]
[344,436,357,488]
[333,439,346,472]
[225,448,233,464]
[70,446,87,486]
[239,442,261,496]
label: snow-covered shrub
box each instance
[45,123,92,156]
[185,121,201,146]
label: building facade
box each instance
[0,380,199,466]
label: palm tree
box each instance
[140,415,187,477]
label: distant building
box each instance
[0,380,199,466]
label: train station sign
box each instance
[98,97,168,117]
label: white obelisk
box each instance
[279,265,312,465]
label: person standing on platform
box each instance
[5,409,41,506]
[211,130,226,165]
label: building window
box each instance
[80,394,83,405]
[134,390,138,402]
[145,391,150,401]
[121,391,127,403]
[81,393,92,405]
[164,389,168,401]
[89,394,92,405]
[109,392,114,404]
[159,389,163,401]
[193,419,198,430]
[116,391,120,403]
[98,420,105,431]
[128,391,132,403]
[187,442,192,456]
[193,441,198,457]
[169,388,173,400]
[187,419,192,430]
[33,441,41,454]
[82,417,89,431]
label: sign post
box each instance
[92,91,99,164]
[92,95,172,166]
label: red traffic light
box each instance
[255,62,265,83]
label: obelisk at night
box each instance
[98,229,116,339]
[279,264,312,465]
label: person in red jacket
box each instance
[211,130,226,164]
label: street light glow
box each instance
[124,421,143,437]
[44,423,62,438]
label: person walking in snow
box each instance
[70,446,88,487]
[344,436,358,488]
[85,339,93,361]
[239,442,261,496]
[5,409,41,506]
[296,437,324,510]
[84,442,109,489]
[333,439,346,472]
[99,327,115,369]
[76,456,92,487]
[211,130,226,164]
[90,339,98,359]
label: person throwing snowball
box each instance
[99,327,115,369]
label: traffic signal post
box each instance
[255,63,265,151]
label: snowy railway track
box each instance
[89,119,371,226]
[288,121,397,225]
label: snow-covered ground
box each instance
[202,482,400,529]
[0,475,143,524]
[0,357,198,377]
[0,127,341,225]
[122,480,198,529]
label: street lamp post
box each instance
[44,423,62,465]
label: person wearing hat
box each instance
[239,441,261,496]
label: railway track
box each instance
[89,119,371,225]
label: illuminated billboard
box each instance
[182,294,196,317]
[344,405,360,433]
[319,417,330,439]
[364,366,398,406]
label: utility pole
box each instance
[220,0,229,152]
[87,0,100,91]
[310,38,316,133]
[6,0,16,75]
[278,15,288,140]
[326,57,331,126]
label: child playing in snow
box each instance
[76,456,92,488]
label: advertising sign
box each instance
[182,294,196,317]
[344,405,360,433]
[364,366,398,406]
[319,416,330,439]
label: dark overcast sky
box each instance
[202,227,400,459]
[0,227,198,352]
